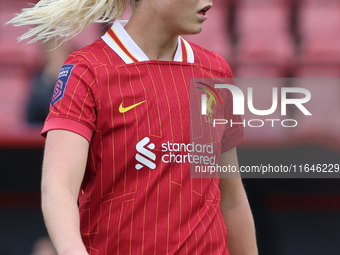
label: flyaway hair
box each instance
[7,0,129,44]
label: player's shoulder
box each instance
[65,38,124,68]
[187,40,232,76]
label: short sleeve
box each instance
[41,54,98,143]
[220,77,245,153]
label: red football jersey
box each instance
[42,20,244,255]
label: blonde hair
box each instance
[8,0,136,44]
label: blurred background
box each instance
[0,0,340,254]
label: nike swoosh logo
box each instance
[119,100,146,113]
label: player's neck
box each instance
[124,12,179,61]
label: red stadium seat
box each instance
[299,0,340,7]
[0,7,44,76]
[234,65,285,78]
[298,5,340,39]
[237,0,293,8]
[290,78,340,147]
[296,1,340,76]
[0,75,31,124]
[235,33,295,77]
[235,6,291,36]
[0,0,38,11]
[296,4,340,75]
[233,0,296,78]
[298,37,340,68]
[295,66,340,78]
[0,40,43,78]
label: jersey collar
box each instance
[102,20,195,64]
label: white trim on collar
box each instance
[101,20,195,64]
[173,36,183,62]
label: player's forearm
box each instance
[42,183,88,255]
[221,193,258,255]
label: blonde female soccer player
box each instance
[10,0,257,254]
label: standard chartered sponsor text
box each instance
[162,141,216,165]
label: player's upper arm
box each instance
[42,130,89,200]
[218,147,246,211]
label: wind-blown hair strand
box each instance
[7,0,130,44]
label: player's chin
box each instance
[182,23,204,35]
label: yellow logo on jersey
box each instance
[119,100,146,113]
